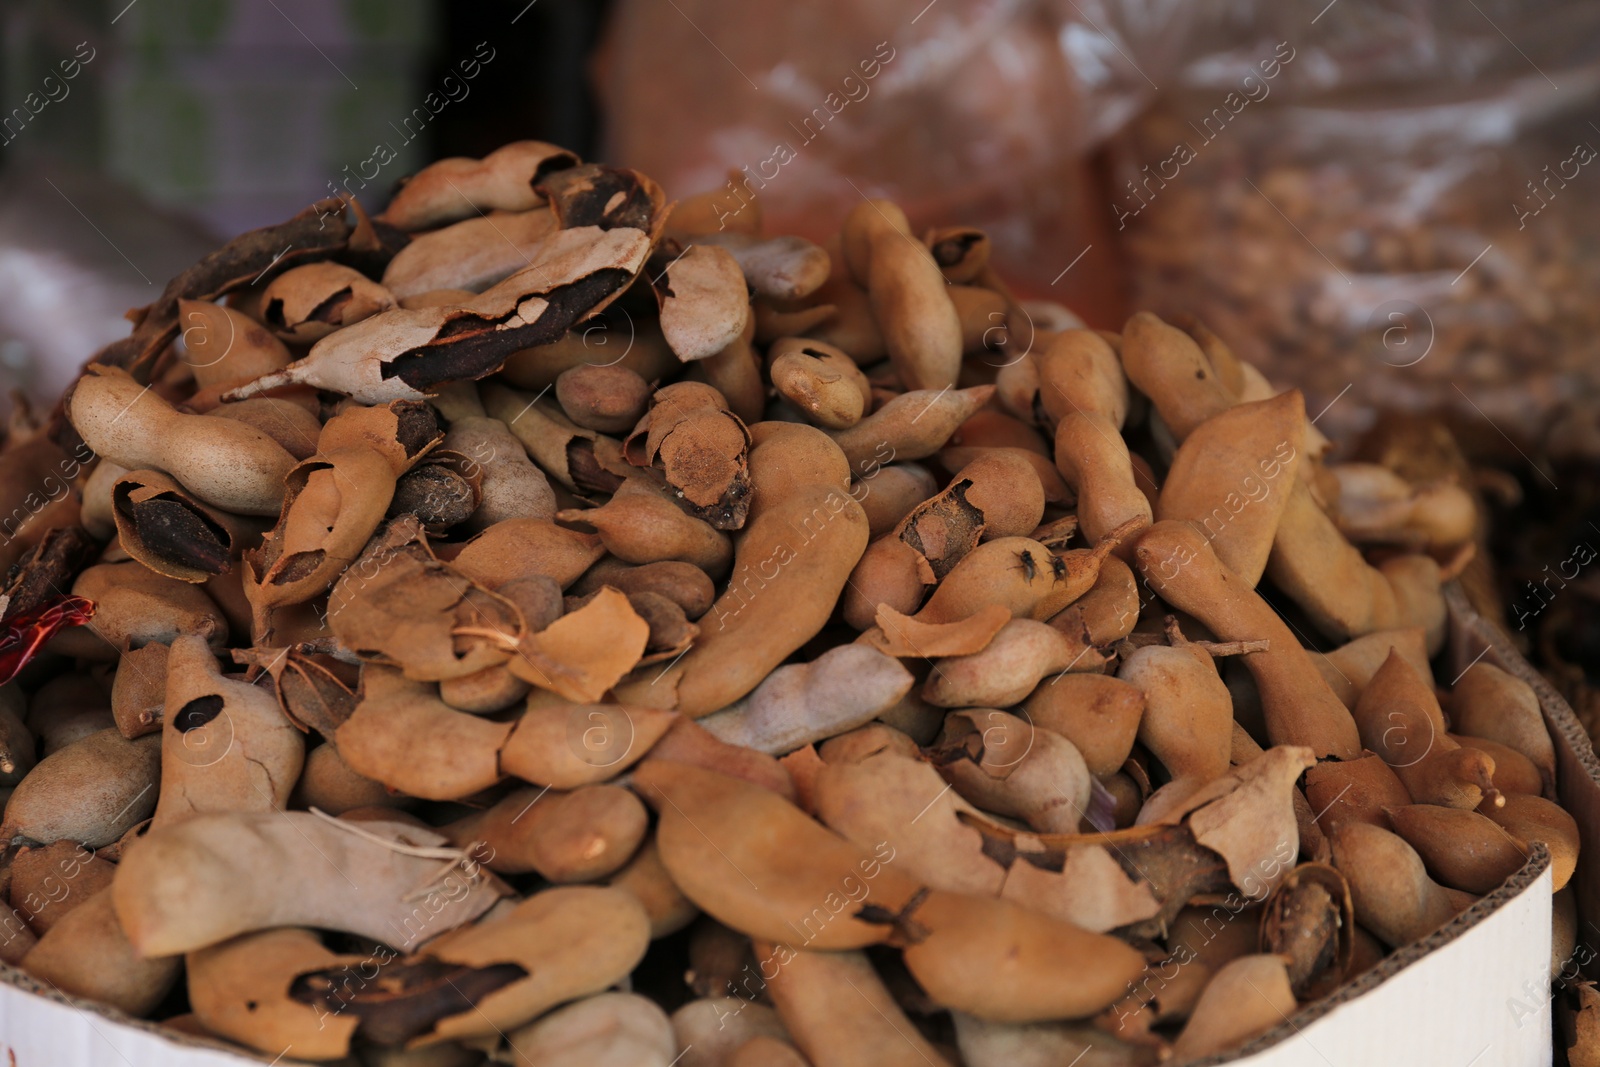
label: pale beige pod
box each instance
[671,998,792,1067]
[378,140,578,230]
[767,337,872,429]
[505,992,677,1067]
[443,414,558,529]
[22,889,180,1016]
[1171,954,1296,1060]
[655,244,753,362]
[1449,661,1557,794]
[48,561,227,660]
[0,729,160,848]
[381,208,558,297]
[175,298,293,395]
[923,619,1106,708]
[260,262,396,344]
[694,232,833,300]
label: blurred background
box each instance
[3,0,1600,462]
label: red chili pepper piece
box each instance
[0,595,96,685]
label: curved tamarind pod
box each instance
[1452,735,1543,796]
[559,482,733,575]
[744,421,853,508]
[0,730,160,848]
[687,314,765,426]
[203,397,322,458]
[10,841,116,936]
[442,784,647,882]
[1133,521,1360,760]
[1326,463,1476,550]
[641,717,797,801]
[694,232,832,301]
[841,198,911,283]
[855,462,940,538]
[556,364,651,435]
[1353,651,1494,810]
[1053,410,1152,556]
[378,140,578,230]
[1480,794,1579,891]
[500,699,676,789]
[841,536,928,631]
[1266,479,1447,650]
[923,620,1107,708]
[1045,553,1141,649]
[827,385,994,470]
[993,349,1040,425]
[1386,805,1529,894]
[1303,753,1410,834]
[1171,955,1296,1060]
[899,890,1149,1022]
[948,284,1010,353]
[608,836,697,938]
[1021,674,1144,778]
[799,272,885,364]
[632,760,920,949]
[571,559,715,620]
[1166,901,1266,976]
[187,927,364,1058]
[652,244,752,363]
[443,416,557,529]
[758,943,955,1067]
[768,337,871,430]
[261,261,396,343]
[336,667,511,800]
[1172,315,1246,399]
[1035,329,1129,429]
[113,810,507,955]
[381,208,558,298]
[23,889,181,1016]
[481,382,625,493]
[1310,627,1431,710]
[915,531,1120,626]
[1155,391,1305,586]
[930,710,1094,834]
[949,408,1050,453]
[505,991,677,1067]
[1119,312,1234,441]
[291,741,408,815]
[699,644,913,755]
[1121,644,1233,826]
[150,636,304,828]
[936,448,1048,542]
[176,298,293,394]
[924,225,990,284]
[69,364,296,516]
[942,444,1071,505]
[1449,662,1556,795]
[1329,821,1457,948]
[446,518,605,590]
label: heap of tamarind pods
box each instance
[0,139,1581,1066]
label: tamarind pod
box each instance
[1179,745,1314,899]
[556,364,651,435]
[855,462,940,538]
[945,448,1048,541]
[924,225,990,284]
[499,313,680,392]
[150,635,304,828]
[1021,674,1144,779]
[642,717,797,801]
[1303,753,1410,834]
[1119,312,1234,441]
[1259,862,1355,1000]
[186,927,363,1058]
[699,644,913,754]
[1452,735,1542,796]
[445,518,605,590]
[1310,627,1431,709]
[654,244,752,363]
[1166,901,1266,976]
[1155,391,1305,586]
[954,1012,1156,1067]
[78,457,126,540]
[1035,329,1129,428]
[1353,651,1493,810]
[378,141,577,230]
[445,784,647,882]
[671,999,791,1067]
[768,337,871,430]
[558,485,733,575]
[1133,521,1360,759]
[931,709,1095,834]
[571,559,715,620]
[1170,955,1296,1060]
[841,536,928,631]
[813,747,1004,896]
[1480,794,1579,891]
[900,889,1149,1022]
[1054,411,1152,555]
[26,674,115,756]
[336,667,511,800]
[924,620,1105,708]
[176,298,293,394]
[1121,645,1233,826]
[1046,553,1140,649]
[758,943,955,1067]
[992,350,1040,425]
[113,474,248,584]
[480,383,617,492]
[22,889,180,1017]
[1449,662,1557,795]
[1386,804,1529,894]
[819,722,924,765]
[1167,316,1245,399]
[205,397,322,458]
[867,225,962,391]
[291,741,409,815]
[694,233,832,301]
[841,198,912,284]
[949,407,1049,453]
[608,836,698,938]
[664,171,762,236]
[260,262,395,343]
[948,285,1010,354]
[754,298,837,347]
[1326,464,1476,549]
[113,810,506,955]
[69,364,296,515]
[10,840,117,935]
[1329,821,1457,948]
[0,730,160,848]
[632,760,920,949]
[410,886,651,1044]
[919,523,1132,626]
[499,699,675,789]
[941,445,1071,505]
[443,416,557,529]
[827,385,994,470]
[744,421,854,509]
[381,208,558,297]
[505,991,677,1067]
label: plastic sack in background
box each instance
[1111,1,1600,459]
[600,0,1196,323]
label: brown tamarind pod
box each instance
[1171,955,1296,1060]
[1452,735,1543,796]
[499,698,676,789]
[176,298,294,396]
[1259,863,1355,999]
[378,140,577,230]
[290,741,408,815]
[1353,651,1495,810]
[1310,627,1431,710]
[556,363,653,435]
[924,620,1108,707]
[841,536,929,631]
[203,397,322,458]
[623,381,752,530]
[442,784,647,882]
[499,312,680,392]
[1155,391,1305,586]
[694,232,833,301]
[10,840,117,936]
[26,674,115,756]
[925,225,990,284]
[827,385,994,470]
[665,171,762,236]
[1449,661,1557,795]
[768,337,872,430]
[1134,520,1360,760]
[916,529,1124,625]
[1479,793,1579,891]
[653,243,751,363]
[1329,821,1457,948]
[445,517,606,589]
[1167,902,1266,975]
[481,382,625,494]
[841,199,907,282]
[1386,804,1530,894]
[855,462,940,538]
[1119,312,1234,441]
[442,415,557,530]
[640,717,796,801]
[559,481,733,575]
[608,836,698,938]
[754,298,839,347]
[23,889,181,1016]
[1053,410,1152,558]
[929,709,1094,834]
[381,208,560,298]
[570,558,715,620]
[1045,552,1141,651]
[186,927,364,1058]
[1021,674,1144,779]
[700,644,912,755]
[1035,328,1128,428]
[1121,643,1233,826]
[1303,753,1411,834]
[1,729,160,848]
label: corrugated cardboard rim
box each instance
[0,582,1587,1065]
